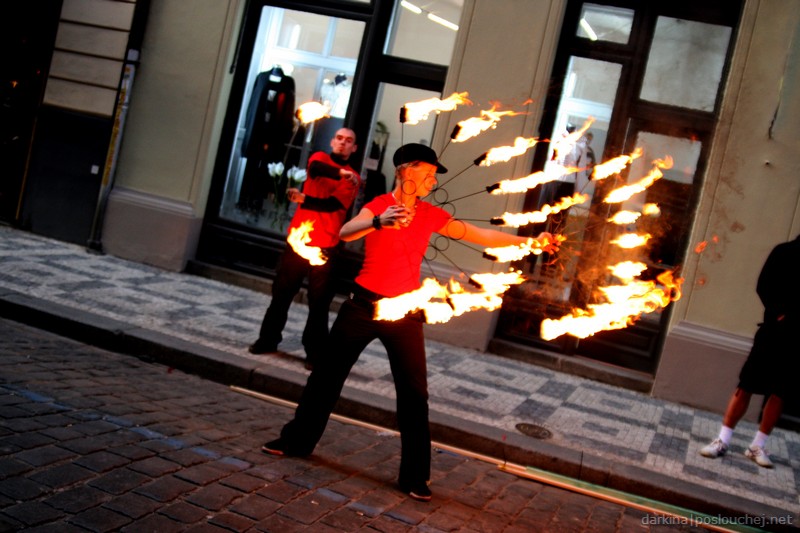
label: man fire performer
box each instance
[249,128,360,370]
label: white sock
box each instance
[751,431,769,449]
[718,426,734,445]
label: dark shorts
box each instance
[737,320,793,399]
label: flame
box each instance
[540,264,683,341]
[608,211,641,225]
[480,137,540,166]
[604,156,673,204]
[374,271,525,324]
[611,232,651,249]
[483,234,566,262]
[296,101,330,124]
[550,118,595,162]
[488,165,578,195]
[591,148,643,181]
[493,193,589,228]
[642,203,660,216]
[401,91,472,125]
[452,105,523,143]
[286,221,327,266]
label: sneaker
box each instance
[745,445,774,468]
[399,481,432,502]
[699,438,728,458]
[249,341,278,354]
[261,439,286,456]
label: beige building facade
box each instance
[68,0,799,419]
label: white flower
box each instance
[287,166,307,183]
[267,162,285,177]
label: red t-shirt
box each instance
[288,152,358,248]
[355,193,452,297]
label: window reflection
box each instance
[387,0,462,64]
[577,3,633,44]
[640,17,732,111]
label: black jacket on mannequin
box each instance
[238,67,296,211]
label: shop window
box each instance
[387,1,462,65]
[217,6,364,234]
[577,3,633,44]
[640,17,732,111]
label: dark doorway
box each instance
[0,1,63,225]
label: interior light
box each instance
[579,18,598,41]
[401,1,422,14]
[427,13,459,31]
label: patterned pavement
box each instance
[0,225,797,523]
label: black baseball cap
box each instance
[392,143,448,174]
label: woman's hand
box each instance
[379,204,413,229]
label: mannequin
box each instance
[238,66,296,212]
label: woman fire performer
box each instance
[261,143,557,502]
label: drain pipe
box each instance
[87,0,150,252]
[230,386,758,533]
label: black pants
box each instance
[257,245,337,363]
[280,292,431,486]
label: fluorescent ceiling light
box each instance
[427,13,459,31]
[579,18,598,40]
[401,1,422,14]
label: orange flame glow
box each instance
[608,211,641,225]
[452,106,523,143]
[483,234,566,262]
[604,156,673,204]
[481,137,541,166]
[540,264,683,340]
[611,232,651,249]
[296,102,330,124]
[402,92,472,125]
[591,148,643,181]
[374,271,525,324]
[286,221,327,266]
[642,203,661,216]
[550,118,595,162]
[494,193,589,228]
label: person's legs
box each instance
[253,248,308,351]
[381,313,431,498]
[700,388,752,458]
[302,247,337,367]
[744,393,783,468]
[273,299,375,455]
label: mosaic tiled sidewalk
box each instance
[0,226,797,517]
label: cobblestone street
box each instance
[0,318,722,532]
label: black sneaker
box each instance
[249,341,278,354]
[400,481,432,502]
[261,439,287,456]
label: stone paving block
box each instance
[127,456,182,477]
[185,484,241,512]
[207,511,256,531]
[27,463,95,490]
[175,463,233,486]
[133,475,197,503]
[108,444,157,461]
[102,492,163,519]
[15,445,77,468]
[118,513,186,533]
[257,479,309,504]
[161,448,214,468]
[158,501,212,524]
[87,468,150,495]
[1,501,64,527]
[57,436,112,455]
[0,458,33,479]
[43,485,112,513]
[228,493,281,521]
[67,506,132,533]
[219,472,268,493]
[73,450,132,473]
[0,477,48,500]
[1,431,54,450]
